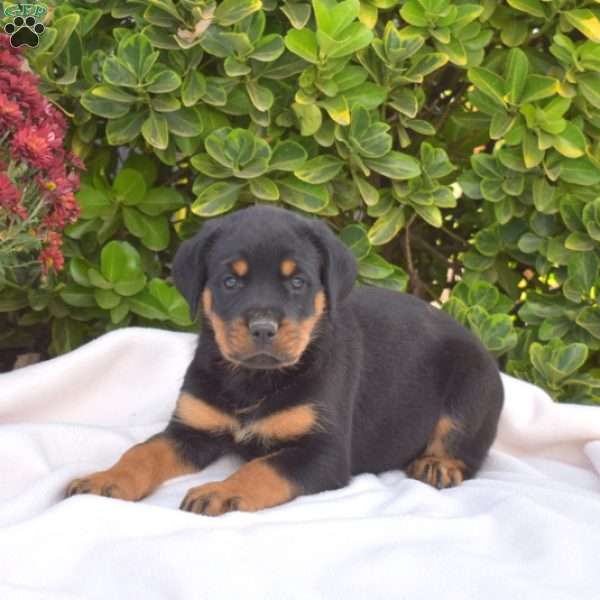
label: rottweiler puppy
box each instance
[66,205,503,515]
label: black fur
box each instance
[164,205,504,501]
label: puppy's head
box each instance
[172,205,356,370]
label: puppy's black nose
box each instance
[248,318,278,343]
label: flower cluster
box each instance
[0,34,83,277]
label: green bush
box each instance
[1,0,599,402]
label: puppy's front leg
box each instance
[65,432,220,501]
[180,439,349,516]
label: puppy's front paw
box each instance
[180,481,250,516]
[65,470,138,501]
[406,456,465,489]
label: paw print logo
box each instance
[4,16,45,48]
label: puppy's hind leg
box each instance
[406,345,504,489]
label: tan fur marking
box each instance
[203,288,254,362]
[236,404,318,444]
[232,259,248,276]
[273,291,327,362]
[175,392,239,433]
[180,456,297,515]
[426,416,457,457]
[202,288,212,313]
[65,437,194,501]
[406,416,465,489]
[281,259,296,277]
[406,456,465,488]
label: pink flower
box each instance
[39,231,64,274]
[11,124,61,170]
[0,92,22,129]
[0,173,28,219]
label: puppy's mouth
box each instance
[233,352,297,370]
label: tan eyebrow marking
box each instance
[280,259,296,277]
[232,259,248,276]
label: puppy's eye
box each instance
[290,276,305,290]
[223,276,239,289]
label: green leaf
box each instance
[139,187,185,216]
[191,181,244,216]
[520,75,558,104]
[128,289,168,320]
[568,252,599,289]
[182,71,207,107]
[353,174,379,206]
[281,1,312,29]
[278,176,330,212]
[252,34,286,62]
[100,241,144,285]
[552,123,586,159]
[106,112,146,146]
[76,184,113,219]
[114,168,147,206]
[94,288,121,310]
[214,0,262,26]
[163,107,203,137]
[340,224,371,260]
[81,90,130,119]
[532,177,558,214]
[118,33,156,78]
[414,204,443,228]
[60,284,96,308]
[359,253,395,279]
[69,257,92,288]
[285,28,319,63]
[577,73,600,109]
[364,152,421,180]
[146,70,181,93]
[50,14,80,59]
[576,307,600,340]
[88,269,112,290]
[249,176,280,200]
[564,232,594,251]
[368,207,406,245]
[504,48,528,105]
[123,208,170,251]
[292,103,323,136]
[506,0,545,18]
[141,111,169,149]
[148,278,192,326]
[294,155,344,184]
[246,80,274,111]
[559,157,600,186]
[468,67,506,107]
[103,57,138,87]
[325,23,374,58]
[270,141,308,171]
[564,10,600,43]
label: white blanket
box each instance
[1,327,599,600]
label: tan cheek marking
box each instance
[232,259,248,276]
[274,290,327,360]
[237,404,318,444]
[202,288,212,313]
[175,392,239,433]
[203,288,252,360]
[281,259,296,277]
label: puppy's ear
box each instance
[172,220,221,320]
[305,219,357,312]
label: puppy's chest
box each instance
[175,392,318,447]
